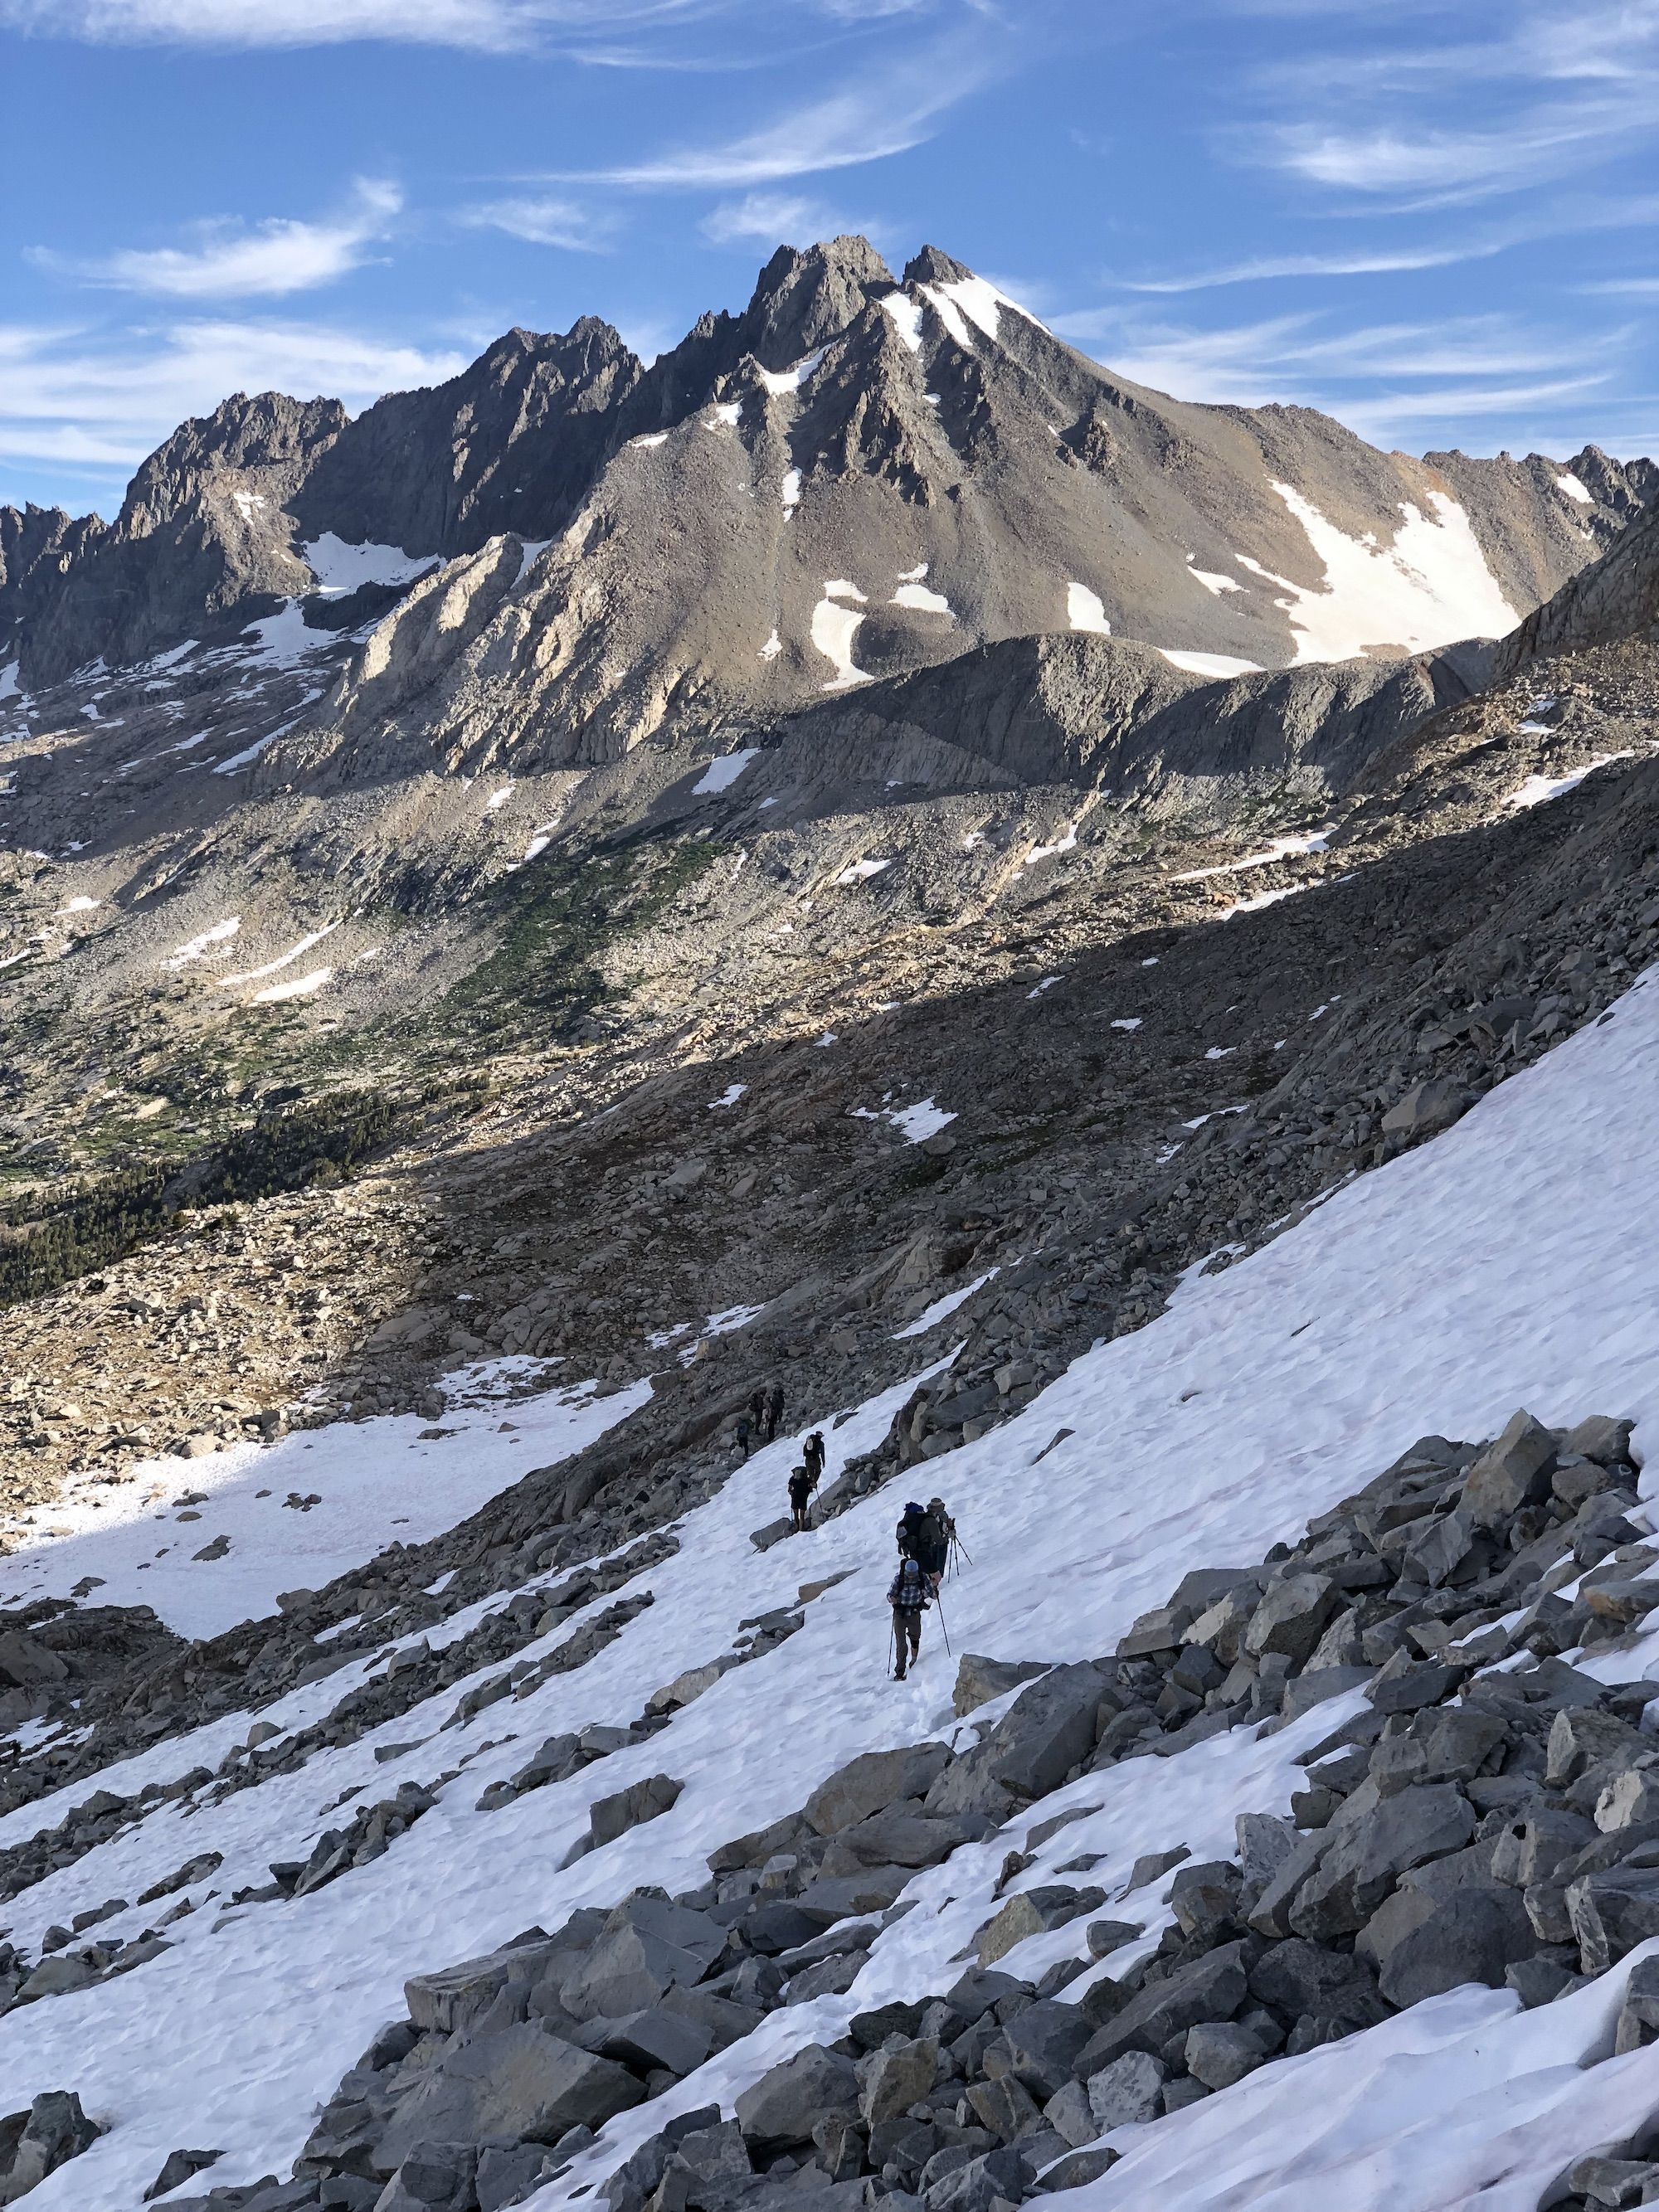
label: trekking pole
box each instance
[951,1533,974,1572]
[935,1591,951,1657]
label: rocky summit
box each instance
[2,235,1659,2212]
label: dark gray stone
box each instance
[735,2044,859,2147]
[805,1746,953,1835]
[1375,1883,1538,2006]
[372,2028,645,2172]
[1568,1864,1659,1973]
[1084,2051,1166,2129]
[1183,2021,1265,2091]
[1243,1576,1338,1668]
[1460,1412,1558,1529]
[1076,1942,1249,2074]
[1290,1785,1476,1938]
[145,2148,222,2201]
[1035,2146,1118,2191]
[1001,2003,1092,2098]
[952,1657,1048,1717]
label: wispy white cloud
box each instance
[32,179,402,298]
[0,0,970,49]
[458,194,620,250]
[700,189,869,246]
[1048,299,1619,455]
[0,318,469,489]
[1268,101,1642,206]
[0,0,722,53]
[1118,242,1504,293]
[561,25,998,186]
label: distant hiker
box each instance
[764,1381,785,1443]
[896,1500,931,1564]
[804,1430,826,1485]
[747,1388,766,1435]
[919,1497,954,1591]
[787,1464,814,1533]
[735,1412,752,1461]
[888,1556,931,1679]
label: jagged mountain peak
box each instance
[902,242,977,286]
[741,235,895,366]
[120,389,348,537]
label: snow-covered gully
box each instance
[2,962,1659,2209]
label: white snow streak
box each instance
[1067,581,1112,636]
[1240,484,1519,664]
[692,749,759,797]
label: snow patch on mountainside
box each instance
[1067,583,1112,636]
[301,536,440,596]
[0,1371,647,1639]
[1245,484,1520,664]
[1160,650,1262,678]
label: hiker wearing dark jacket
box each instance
[764,1381,785,1443]
[803,1431,826,1485]
[888,1556,931,1678]
[747,1388,766,1435]
[896,1500,931,1564]
[787,1464,814,1533]
[735,1412,752,1461]
[917,1499,952,1590]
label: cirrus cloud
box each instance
[31,179,402,299]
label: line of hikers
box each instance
[734,1382,786,1460]
[745,1396,962,1681]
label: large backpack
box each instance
[918,1510,949,1574]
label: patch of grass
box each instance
[437,833,722,1039]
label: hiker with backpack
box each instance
[918,1497,953,1592]
[787,1463,815,1533]
[735,1411,752,1461]
[764,1381,785,1443]
[803,1430,826,1486]
[888,1554,931,1679]
[896,1500,931,1564]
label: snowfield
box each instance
[3,963,1659,2209]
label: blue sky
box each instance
[2,0,1657,518]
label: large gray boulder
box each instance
[376,2142,477,2212]
[804,1744,952,1835]
[820,1810,980,1875]
[953,1655,1048,1715]
[1490,1809,1597,1889]
[1003,2002,1092,2098]
[1568,1864,1659,1973]
[859,2038,937,2124]
[1374,1884,1538,2006]
[1545,1707,1646,1789]
[1369,1708,1509,1796]
[373,2028,643,2172]
[1085,2052,1166,2129]
[0,2091,103,2204]
[1248,1938,1387,2033]
[1243,1575,1338,1667]
[588,1774,684,1849]
[735,2044,859,2147]
[562,1926,711,2021]
[0,1634,68,1688]
[1459,1412,1558,1529]
[1076,1942,1249,2073]
[927,1665,1109,1821]
[1289,1785,1475,1939]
